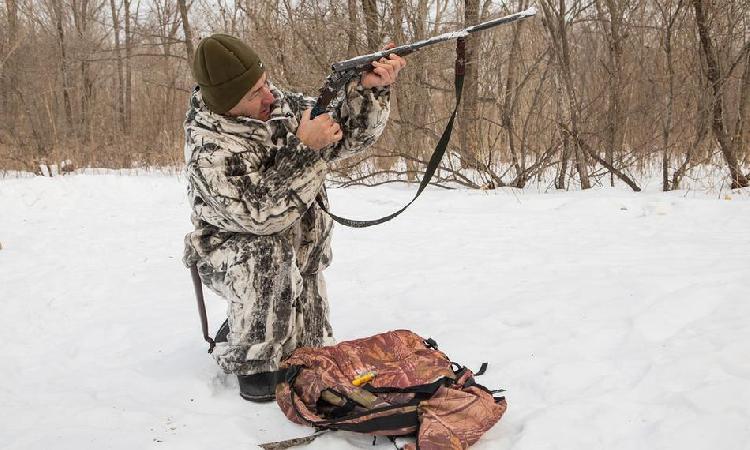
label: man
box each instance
[182,34,405,401]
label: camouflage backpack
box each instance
[266,330,507,450]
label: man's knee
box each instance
[200,234,300,297]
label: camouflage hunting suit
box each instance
[182,76,390,375]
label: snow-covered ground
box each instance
[1,174,749,450]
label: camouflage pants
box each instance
[197,233,334,375]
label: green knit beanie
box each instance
[192,34,265,114]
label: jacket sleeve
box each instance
[185,133,327,235]
[324,75,390,163]
[284,75,390,164]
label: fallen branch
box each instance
[559,123,642,192]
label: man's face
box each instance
[226,73,275,121]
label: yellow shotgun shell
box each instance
[352,371,377,386]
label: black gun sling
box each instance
[316,38,467,228]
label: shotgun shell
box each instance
[352,371,377,386]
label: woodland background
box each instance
[1,0,749,190]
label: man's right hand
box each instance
[296,109,343,151]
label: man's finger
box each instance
[388,53,406,69]
[313,112,331,123]
[373,61,394,76]
[380,58,399,73]
[373,66,390,80]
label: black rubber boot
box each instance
[238,369,287,402]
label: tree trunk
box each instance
[73,0,93,141]
[732,45,750,176]
[346,0,359,58]
[692,0,749,188]
[178,0,195,67]
[161,6,182,140]
[656,0,681,191]
[51,0,74,130]
[661,31,673,192]
[541,0,591,189]
[389,0,414,180]
[458,0,480,163]
[552,64,568,189]
[596,0,627,188]
[395,0,433,182]
[124,0,133,133]
[361,0,379,52]
[501,1,528,187]
[110,0,126,133]
[3,0,19,127]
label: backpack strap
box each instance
[327,405,419,434]
[360,377,453,395]
[258,430,330,450]
[284,365,422,433]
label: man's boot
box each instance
[238,369,287,402]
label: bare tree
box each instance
[109,0,126,131]
[346,0,359,57]
[458,0,480,162]
[50,0,74,129]
[654,0,684,190]
[692,0,749,188]
[178,0,195,67]
[2,0,19,126]
[71,0,101,141]
[124,0,133,132]
[540,0,592,189]
[361,0,380,51]
[594,0,630,187]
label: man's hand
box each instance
[297,109,343,151]
[361,42,407,89]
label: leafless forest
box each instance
[1,0,749,190]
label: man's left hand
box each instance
[361,42,407,89]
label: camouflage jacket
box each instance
[182,77,390,275]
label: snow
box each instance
[1,173,749,449]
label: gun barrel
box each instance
[466,6,536,33]
[331,7,536,73]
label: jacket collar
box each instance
[188,81,297,136]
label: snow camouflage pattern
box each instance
[275,330,507,450]
[182,77,390,375]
